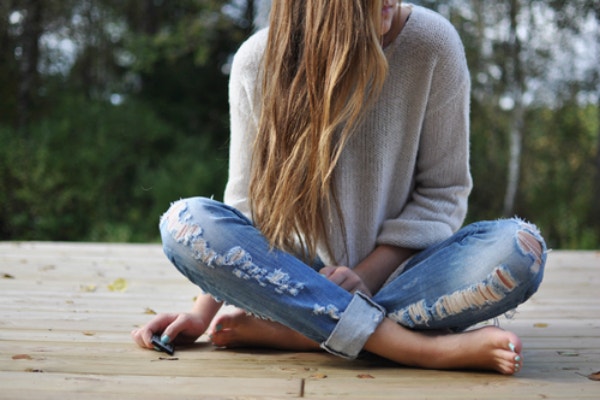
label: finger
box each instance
[135,326,156,349]
[331,269,370,296]
[327,270,348,287]
[131,326,155,349]
[161,314,192,344]
[346,280,364,294]
[130,328,147,348]
[139,314,176,347]
[319,265,337,278]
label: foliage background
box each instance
[1,0,598,249]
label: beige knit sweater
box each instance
[224,5,472,268]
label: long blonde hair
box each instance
[249,0,389,261]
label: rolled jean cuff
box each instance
[320,291,386,359]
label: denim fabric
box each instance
[160,197,546,359]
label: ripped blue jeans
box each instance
[160,197,546,359]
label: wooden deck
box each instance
[0,242,598,399]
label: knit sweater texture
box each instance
[224,5,472,268]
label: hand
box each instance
[319,265,373,297]
[131,312,210,350]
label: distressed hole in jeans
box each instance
[517,229,543,275]
[390,265,516,327]
[203,243,305,296]
[161,201,203,245]
[313,304,341,320]
[495,268,515,289]
[163,201,305,296]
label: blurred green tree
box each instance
[0,0,256,241]
[0,0,597,248]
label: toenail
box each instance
[216,324,223,332]
[508,342,516,352]
[515,355,521,362]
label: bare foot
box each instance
[367,321,524,375]
[209,309,523,375]
[209,308,320,351]
[426,326,523,374]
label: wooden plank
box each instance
[304,377,600,399]
[0,372,302,399]
[0,242,599,399]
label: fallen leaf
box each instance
[309,373,327,379]
[150,357,179,361]
[82,331,95,336]
[25,368,44,373]
[279,367,298,372]
[557,351,579,357]
[533,323,548,328]
[357,374,375,379]
[587,371,600,381]
[12,354,33,360]
[144,307,157,315]
[107,278,128,292]
[79,284,97,292]
[2,273,15,279]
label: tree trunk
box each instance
[142,0,158,34]
[503,0,525,217]
[592,95,600,237]
[17,0,42,135]
[503,96,524,217]
[255,0,271,29]
[244,0,255,33]
[591,9,600,240]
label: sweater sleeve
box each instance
[223,30,267,221]
[377,16,473,249]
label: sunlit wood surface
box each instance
[1,242,598,399]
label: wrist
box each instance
[191,293,223,321]
[354,245,415,294]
